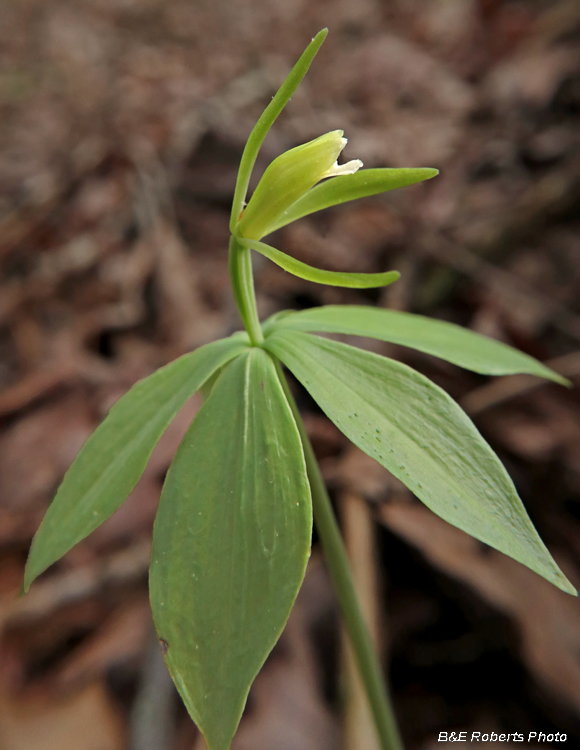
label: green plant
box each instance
[23,28,575,750]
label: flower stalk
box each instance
[228,235,263,346]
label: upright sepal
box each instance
[230,28,328,230]
[150,348,312,750]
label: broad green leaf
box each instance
[24,336,249,590]
[239,238,400,289]
[230,29,328,230]
[265,330,576,595]
[263,305,568,384]
[268,168,439,233]
[150,348,313,750]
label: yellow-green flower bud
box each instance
[237,130,362,240]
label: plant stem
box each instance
[228,235,263,345]
[275,360,404,750]
[232,195,401,746]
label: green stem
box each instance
[228,235,264,345]
[275,360,404,750]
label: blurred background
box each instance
[1,0,580,748]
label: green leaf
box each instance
[265,330,576,596]
[268,168,439,233]
[149,348,313,750]
[230,29,328,231]
[239,238,400,289]
[264,305,568,384]
[24,336,249,591]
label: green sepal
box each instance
[24,335,249,590]
[265,329,576,596]
[239,238,400,289]
[150,348,312,750]
[267,167,439,234]
[230,29,328,231]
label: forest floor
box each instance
[1,1,580,748]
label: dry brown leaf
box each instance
[0,395,95,512]
[53,598,149,689]
[379,499,580,713]
[0,680,125,750]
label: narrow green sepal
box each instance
[239,238,400,289]
[267,167,439,233]
[230,29,328,231]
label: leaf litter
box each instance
[1,0,580,747]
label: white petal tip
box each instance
[322,159,363,178]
